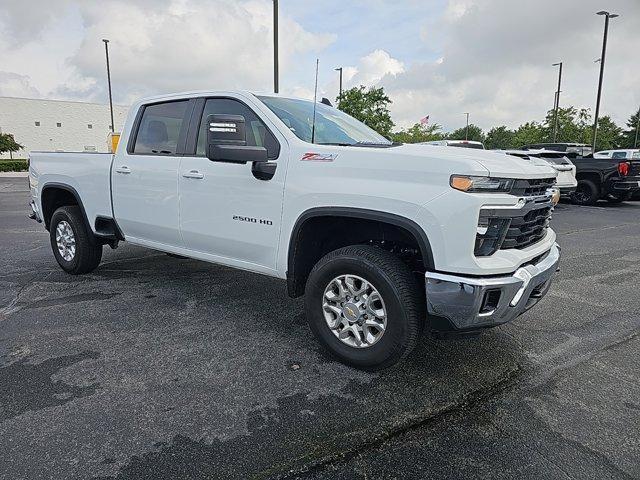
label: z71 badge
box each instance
[301,152,337,162]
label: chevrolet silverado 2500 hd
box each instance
[28,91,561,369]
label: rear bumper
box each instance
[611,178,640,192]
[425,243,560,331]
[29,199,42,223]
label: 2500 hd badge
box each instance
[233,215,273,226]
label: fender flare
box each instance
[287,207,435,296]
[40,182,124,243]
[41,182,93,234]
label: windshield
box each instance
[258,96,392,146]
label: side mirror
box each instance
[206,114,268,164]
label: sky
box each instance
[0,0,638,132]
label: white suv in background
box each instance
[500,149,577,197]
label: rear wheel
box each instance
[50,206,102,274]
[571,179,600,206]
[304,245,424,370]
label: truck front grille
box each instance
[511,178,556,197]
[500,205,552,249]
[474,178,556,256]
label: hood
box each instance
[398,144,557,179]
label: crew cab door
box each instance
[178,96,286,271]
[112,99,194,247]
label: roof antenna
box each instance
[311,58,319,144]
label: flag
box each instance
[420,115,429,125]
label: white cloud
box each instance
[1,0,638,134]
[0,72,41,98]
[0,0,335,104]
[382,0,640,131]
[349,49,405,86]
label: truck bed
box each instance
[29,151,114,233]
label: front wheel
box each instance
[50,206,102,274]
[304,245,424,370]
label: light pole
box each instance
[552,62,563,142]
[335,67,343,101]
[592,10,618,152]
[634,108,639,148]
[464,112,470,140]
[273,0,279,93]
[102,39,115,133]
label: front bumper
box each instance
[425,243,560,331]
[558,185,576,196]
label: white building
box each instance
[0,97,129,159]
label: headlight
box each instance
[450,175,514,193]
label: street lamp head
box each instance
[596,10,608,15]
[335,67,342,71]
[102,38,109,43]
[552,62,562,66]
[609,13,619,18]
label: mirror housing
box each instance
[205,113,276,180]
[206,113,267,164]
[209,144,268,164]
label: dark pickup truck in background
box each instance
[522,143,640,205]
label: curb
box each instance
[0,171,28,177]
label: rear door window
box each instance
[133,100,190,155]
[612,151,628,159]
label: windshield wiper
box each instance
[314,141,395,147]
[353,141,395,148]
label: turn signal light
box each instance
[450,176,474,191]
[618,162,630,176]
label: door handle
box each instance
[182,170,204,179]
[115,166,131,174]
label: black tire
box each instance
[304,245,424,370]
[606,192,631,203]
[571,179,600,206]
[50,206,102,274]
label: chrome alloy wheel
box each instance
[322,274,387,348]
[55,220,76,261]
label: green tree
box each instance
[337,85,394,137]
[485,126,516,150]
[446,124,485,143]
[592,115,623,151]
[390,122,444,143]
[542,106,591,144]
[621,107,640,148]
[0,133,23,159]
[512,122,545,147]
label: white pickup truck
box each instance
[28,91,561,369]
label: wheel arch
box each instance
[41,183,92,234]
[286,207,434,298]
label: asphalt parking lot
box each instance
[1,176,639,480]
